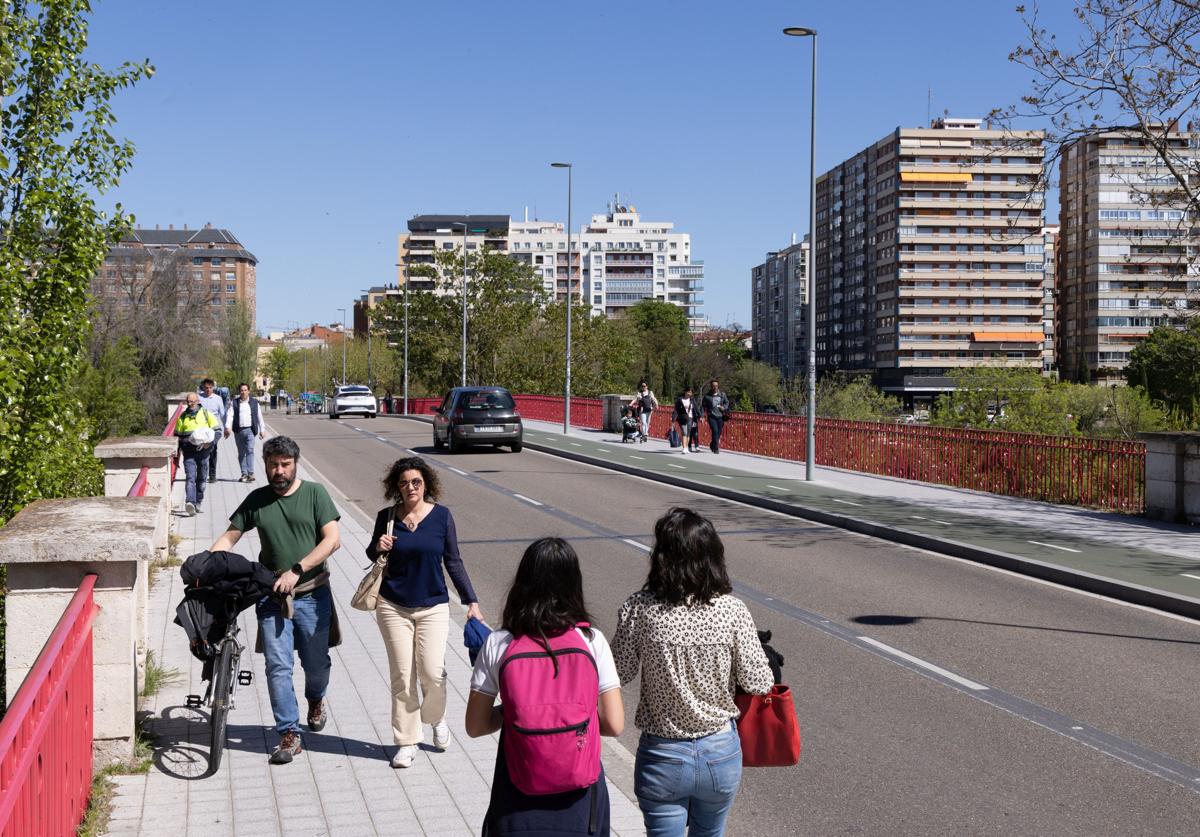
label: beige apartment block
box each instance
[815,117,1045,405]
[1057,128,1200,382]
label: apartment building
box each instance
[814,117,1046,404]
[750,237,809,378]
[1056,127,1199,381]
[91,224,258,332]
[396,203,704,327]
[1041,225,1058,374]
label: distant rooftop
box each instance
[408,215,509,234]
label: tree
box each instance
[813,373,903,421]
[627,299,691,391]
[261,345,292,393]
[933,367,1075,435]
[0,0,153,708]
[76,335,146,443]
[218,300,257,389]
[1125,318,1200,422]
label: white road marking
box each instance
[858,637,989,691]
[911,515,953,526]
[715,474,732,479]
[1028,540,1082,554]
[596,448,611,453]
[766,485,790,492]
[448,467,468,476]
[622,538,651,552]
[630,455,645,460]
[1182,573,1200,581]
[570,442,582,447]
[375,436,388,442]
[667,463,687,470]
[512,493,544,507]
[832,498,865,507]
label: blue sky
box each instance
[87,1,1077,333]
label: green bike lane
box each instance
[511,420,1200,621]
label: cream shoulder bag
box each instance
[350,508,393,612]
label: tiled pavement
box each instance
[105,428,646,836]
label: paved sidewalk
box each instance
[105,431,646,837]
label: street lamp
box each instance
[551,162,573,434]
[452,218,470,387]
[395,264,409,415]
[784,26,818,481]
[337,307,347,385]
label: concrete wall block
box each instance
[1145,452,1179,483]
[92,660,137,742]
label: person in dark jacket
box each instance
[673,387,702,454]
[702,379,732,454]
[224,382,264,482]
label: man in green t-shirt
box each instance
[210,435,341,765]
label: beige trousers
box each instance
[376,599,450,745]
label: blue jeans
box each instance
[234,427,256,476]
[256,585,332,734]
[639,410,652,438]
[181,446,210,505]
[635,723,742,837]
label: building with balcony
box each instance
[751,237,808,378]
[91,224,258,332]
[1056,127,1200,382]
[815,117,1046,406]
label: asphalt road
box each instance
[270,413,1200,836]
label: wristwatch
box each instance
[290,562,304,576]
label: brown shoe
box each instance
[307,698,326,732]
[270,730,302,764]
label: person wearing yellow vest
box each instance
[176,393,222,516]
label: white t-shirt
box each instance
[470,627,621,697]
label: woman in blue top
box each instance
[368,456,484,768]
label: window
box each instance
[211,273,220,282]
[226,272,235,281]
[193,257,203,265]
[211,257,221,265]
[192,270,202,282]
[226,283,237,293]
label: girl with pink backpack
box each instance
[466,537,625,836]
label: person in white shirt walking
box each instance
[224,382,264,482]
[198,378,228,483]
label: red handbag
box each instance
[734,684,801,767]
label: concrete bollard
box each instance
[1141,431,1200,524]
[0,497,165,764]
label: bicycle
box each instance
[185,594,253,775]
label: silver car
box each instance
[329,385,377,419]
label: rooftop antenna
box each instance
[927,85,932,126]
[524,206,529,223]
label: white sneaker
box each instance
[185,502,195,516]
[390,745,417,768]
[432,721,450,750]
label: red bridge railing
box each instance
[0,574,99,836]
[128,402,185,498]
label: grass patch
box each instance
[140,649,181,698]
[77,717,157,835]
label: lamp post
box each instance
[551,162,573,434]
[452,219,470,387]
[337,307,347,385]
[784,26,818,481]
[395,264,409,415]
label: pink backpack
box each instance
[497,624,601,795]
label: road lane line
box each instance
[715,474,732,479]
[857,637,989,691]
[622,538,651,552]
[832,498,865,507]
[1182,573,1200,581]
[766,485,790,492]
[911,515,953,526]
[629,455,645,460]
[667,463,687,470]
[1028,540,1082,553]
[448,466,468,476]
[375,436,388,442]
[570,442,582,447]
[596,448,611,453]
[512,493,544,507]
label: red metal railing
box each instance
[0,574,99,836]
[512,395,605,429]
[129,403,185,497]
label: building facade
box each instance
[751,238,808,378]
[814,118,1046,406]
[1056,128,1199,382]
[92,224,258,332]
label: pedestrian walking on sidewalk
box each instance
[175,394,222,516]
[466,537,625,836]
[632,380,659,442]
[209,435,342,766]
[198,378,228,482]
[613,508,774,837]
[702,379,731,454]
[224,382,264,482]
[368,456,483,769]
[673,387,701,454]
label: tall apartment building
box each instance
[1040,225,1058,374]
[750,238,808,378]
[91,224,258,331]
[396,203,704,327]
[814,118,1046,406]
[1056,128,1199,381]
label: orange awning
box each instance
[900,171,972,183]
[972,331,1044,342]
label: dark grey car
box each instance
[431,387,523,453]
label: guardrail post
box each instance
[1140,431,1200,524]
[0,497,164,764]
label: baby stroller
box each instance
[620,406,640,443]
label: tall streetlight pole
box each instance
[452,219,469,387]
[337,307,347,385]
[784,26,818,481]
[551,162,573,434]
[395,264,409,415]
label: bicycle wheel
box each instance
[207,639,236,774]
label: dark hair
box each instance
[238,382,250,391]
[262,435,300,462]
[201,378,215,387]
[644,507,732,606]
[382,456,441,503]
[502,538,593,649]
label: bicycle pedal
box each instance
[238,670,253,686]
[185,694,203,709]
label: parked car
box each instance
[431,386,522,453]
[328,385,377,419]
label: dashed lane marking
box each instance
[512,493,544,507]
[448,466,468,476]
[1028,540,1082,554]
[766,485,790,492]
[629,455,645,460]
[858,637,989,691]
[911,515,953,526]
[1181,573,1200,581]
[570,443,582,447]
[667,463,687,470]
[622,538,651,552]
[832,498,865,507]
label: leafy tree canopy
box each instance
[1125,318,1200,423]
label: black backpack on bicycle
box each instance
[174,550,274,671]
